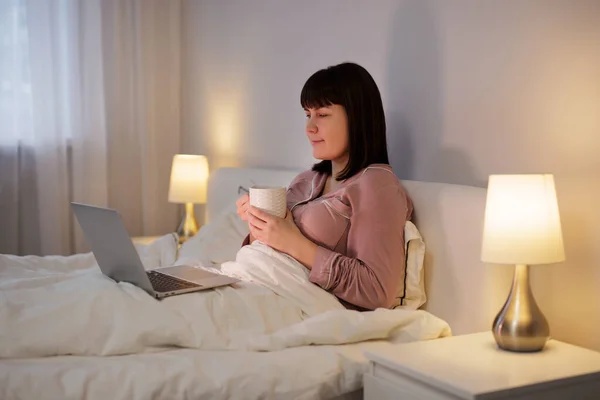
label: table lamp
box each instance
[168,154,209,244]
[481,174,565,352]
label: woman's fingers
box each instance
[248,209,267,229]
[248,206,271,223]
[236,195,250,220]
[236,194,249,206]
[249,222,261,235]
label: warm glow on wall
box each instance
[207,89,245,169]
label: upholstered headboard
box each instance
[206,167,513,335]
[400,180,513,334]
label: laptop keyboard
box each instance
[147,271,200,293]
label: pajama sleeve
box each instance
[308,183,411,310]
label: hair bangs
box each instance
[300,69,342,110]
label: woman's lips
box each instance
[310,140,324,145]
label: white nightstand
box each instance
[364,332,600,399]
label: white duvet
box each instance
[0,236,450,359]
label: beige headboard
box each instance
[401,180,513,335]
[207,167,513,335]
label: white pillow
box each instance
[394,221,427,310]
[133,233,179,270]
[177,201,249,267]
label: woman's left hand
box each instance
[247,206,304,255]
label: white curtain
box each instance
[0,0,182,256]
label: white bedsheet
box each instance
[0,341,402,400]
[0,234,451,399]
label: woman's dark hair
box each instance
[300,62,389,181]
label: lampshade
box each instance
[481,174,565,265]
[168,154,209,204]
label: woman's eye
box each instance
[318,114,328,118]
[305,114,310,119]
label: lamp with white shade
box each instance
[481,174,565,352]
[168,154,209,244]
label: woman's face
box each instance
[304,104,349,163]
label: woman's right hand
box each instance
[236,194,250,222]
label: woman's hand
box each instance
[236,194,250,222]
[247,206,303,255]
[247,206,318,269]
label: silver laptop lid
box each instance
[71,202,155,295]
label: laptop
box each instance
[71,202,239,299]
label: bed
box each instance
[0,167,513,400]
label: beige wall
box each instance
[182,0,600,350]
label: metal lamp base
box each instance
[492,264,550,352]
[176,203,199,245]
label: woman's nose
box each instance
[306,118,317,133]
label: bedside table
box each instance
[364,332,600,399]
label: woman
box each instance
[236,62,413,311]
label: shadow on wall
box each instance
[385,0,484,188]
[384,1,491,324]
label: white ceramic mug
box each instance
[249,186,287,218]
